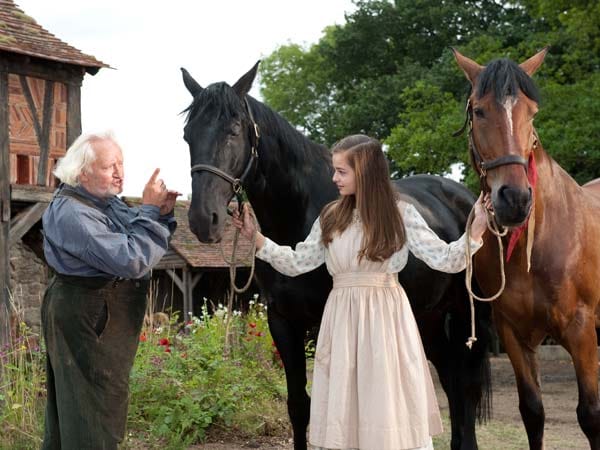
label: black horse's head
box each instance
[182,62,260,243]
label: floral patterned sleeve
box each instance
[402,203,482,273]
[255,217,325,277]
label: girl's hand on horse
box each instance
[232,204,265,249]
[470,192,490,242]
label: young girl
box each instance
[233,134,489,450]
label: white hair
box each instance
[53,131,118,186]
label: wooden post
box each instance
[165,268,203,322]
[0,70,11,345]
[66,82,81,148]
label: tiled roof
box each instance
[123,198,255,269]
[0,0,109,73]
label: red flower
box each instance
[139,333,147,342]
[257,331,264,337]
[159,338,170,346]
[164,347,171,353]
[249,322,257,328]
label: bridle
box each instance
[456,96,540,349]
[453,98,531,191]
[189,97,260,210]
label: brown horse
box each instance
[452,47,600,449]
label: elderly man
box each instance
[41,131,178,450]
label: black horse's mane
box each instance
[476,58,540,104]
[184,82,330,167]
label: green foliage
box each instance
[0,321,45,450]
[260,0,600,183]
[385,81,465,177]
[127,298,286,447]
[536,73,600,184]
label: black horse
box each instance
[181,62,492,450]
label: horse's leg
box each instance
[447,299,493,450]
[419,307,485,450]
[268,308,310,450]
[561,307,600,449]
[495,315,545,449]
[418,311,464,448]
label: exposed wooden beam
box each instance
[66,84,81,148]
[37,80,54,185]
[165,269,184,292]
[0,70,11,345]
[19,76,55,185]
[19,75,43,145]
[0,54,85,86]
[11,185,55,203]
[191,272,203,290]
[9,203,47,247]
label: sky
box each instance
[15,0,356,197]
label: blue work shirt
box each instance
[43,184,176,279]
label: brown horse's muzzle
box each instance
[492,185,533,227]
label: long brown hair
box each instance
[320,135,406,261]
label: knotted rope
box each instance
[464,200,507,349]
[221,204,257,358]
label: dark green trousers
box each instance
[41,274,148,450]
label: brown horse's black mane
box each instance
[476,58,541,104]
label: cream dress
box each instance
[256,201,482,450]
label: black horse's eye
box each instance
[230,122,242,136]
[473,107,485,118]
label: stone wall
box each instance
[9,241,48,335]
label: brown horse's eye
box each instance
[473,108,485,118]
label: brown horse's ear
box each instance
[233,60,260,97]
[451,47,484,85]
[519,46,550,76]
[181,68,203,97]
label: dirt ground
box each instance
[190,355,589,450]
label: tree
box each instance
[259,0,600,181]
[536,73,600,184]
[385,81,465,177]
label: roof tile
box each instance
[0,0,109,72]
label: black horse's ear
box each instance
[181,68,203,97]
[232,60,260,97]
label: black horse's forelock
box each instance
[184,82,243,125]
[476,58,540,104]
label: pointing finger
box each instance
[149,168,161,183]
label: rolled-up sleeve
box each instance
[255,218,325,277]
[45,200,171,279]
[82,210,171,279]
